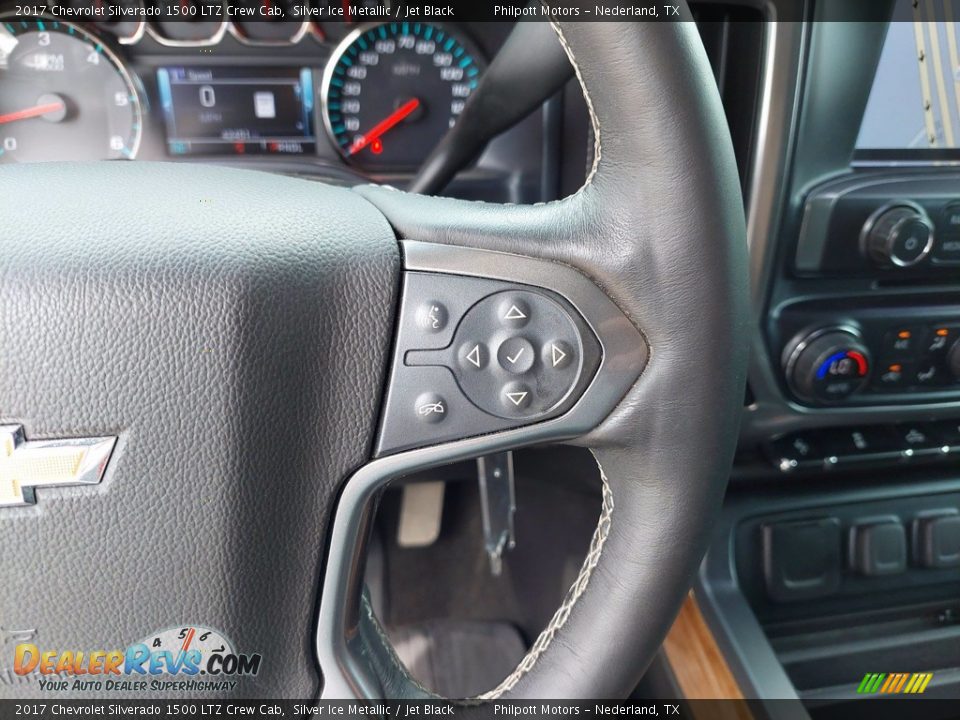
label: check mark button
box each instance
[497,337,535,374]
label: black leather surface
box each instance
[0,162,399,698]
[356,16,750,697]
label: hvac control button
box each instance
[543,340,574,370]
[926,326,959,354]
[874,360,913,390]
[498,297,531,328]
[501,382,533,412]
[497,337,535,374]
[912,358,947,387]
[881,326,925,359]
[414,393,448,424]
[415,301,448,334]
[783,329,871,404]
[458,342,488,370]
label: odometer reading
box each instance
[0,19,142,163]
[321,21,483,170]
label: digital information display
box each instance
[157,66,315,156]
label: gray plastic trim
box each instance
[315,240,647,699]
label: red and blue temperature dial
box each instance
[815,349,869,380]
[784,329,873,404]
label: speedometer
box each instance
[321,22,484,170]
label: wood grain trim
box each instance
[662,592,752,716]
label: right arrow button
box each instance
[545,340,574,370]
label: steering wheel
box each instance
[0,15,747,700]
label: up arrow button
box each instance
[498,297,531,328]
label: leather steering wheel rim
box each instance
[327,15,750,699]
[0,10,747,703]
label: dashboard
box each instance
[0,11,551,198]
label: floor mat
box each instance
[388,619,527,699]
[377,447,603,641]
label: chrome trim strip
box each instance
[315,241,647,698]
[115,20,147,46]
[737,13,814,442]
[146,11,228,48]
[227,20,311,47]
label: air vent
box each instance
[691,2,767,201]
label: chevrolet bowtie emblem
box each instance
[0,425,116,507]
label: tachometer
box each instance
[321,22,483,169]
[0,19,143,163]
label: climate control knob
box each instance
[861,204,934,268]
[784,329,872,403]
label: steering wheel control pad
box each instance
[376,272,601,456]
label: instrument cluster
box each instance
[0,8,498,175]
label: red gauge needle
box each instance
[0,100,66,126]
[348,98,421,156]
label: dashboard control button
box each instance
[894,423,942,456]
[881,326,925,358]
[932,235,960,265]
[819,426,898,461]
[914,513,960,569]
[414,393,448,423]
[849,519,907,576]
[875,360,913,390]
[762,518,841,602]
[416,301,448,334]
[912,358,946,387]
[862,204,934,268]
[926,325,959,354]
[498,298,531,328]
[497,337,535,374]
[501,382,533,411]
[458,342,488,370]
[769,433,822,471]
[544,340,574,370]
[942,202,960,231]
[783,329,871,403]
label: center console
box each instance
[765,174,960,477]
[692,4,960,716]
[779,175,960,408]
